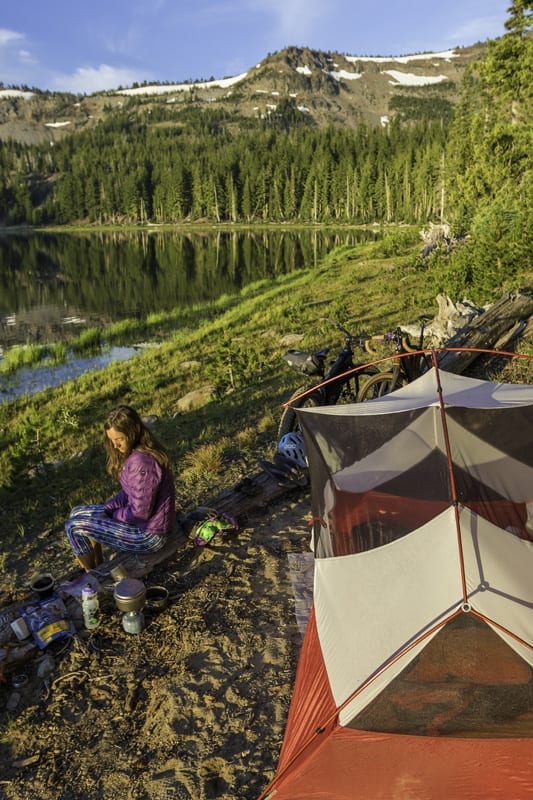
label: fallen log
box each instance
[200,470,303,524]
[94,471,302,580]
[437,289,533,374]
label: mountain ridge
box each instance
[0,42,485,145]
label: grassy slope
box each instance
[0,235,530,588]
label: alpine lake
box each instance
[0,227,379,402]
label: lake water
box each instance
[0,227,378,400]
[0,346,141,403]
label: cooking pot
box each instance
[145,585,169,611]
[30,573,55,599]
[113,578,146,613]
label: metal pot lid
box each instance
[113,578,146,601]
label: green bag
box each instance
[192,511,239,546]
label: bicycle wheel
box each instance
[357,371,398,402]
[278,386,322,438]
[335,367,380,405]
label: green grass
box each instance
[0,234,531,589]
[0,341,44,373]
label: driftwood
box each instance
[437,289,533,374]
[201,470,302,523]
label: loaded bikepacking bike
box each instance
[277,319,380,437]
[264,316,432,487]
[356,315,433,401]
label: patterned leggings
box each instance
[65,504,167,556]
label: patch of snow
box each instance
[385,70,449,86]
[45,121,72,128]
[297,106,309,113]
[296,66,312,76]
[0,89,34,99]
[380,115,390,126]
[116,72,248,96]
[328,70,362,82]
[346,49,457,64]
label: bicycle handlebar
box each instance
[364,325,430,355]
[321,318,368,347]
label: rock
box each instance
[179,360,201,371]
[176,386,215,412]
[279,333,305,347]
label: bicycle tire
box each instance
[334,366,380,405]
[278,386,322,438]
[357,371,399,402]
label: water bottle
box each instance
[81,585,100,630]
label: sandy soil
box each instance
[0,491,312,800]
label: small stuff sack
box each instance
[192,511,239,547]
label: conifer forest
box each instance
[0,2,531,285]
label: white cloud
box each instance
[447,14,506,44]
[53,64,148,94]
[0,28,24,46]
[251,0,325,39]
[18,49,37,65]
[0,27,40,86]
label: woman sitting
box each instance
[65,405,176,572]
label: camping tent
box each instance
[260,364,533,800]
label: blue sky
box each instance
[1,0,511,94]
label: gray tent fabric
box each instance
[297,367,533,558]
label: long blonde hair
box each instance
[103,405,171,479]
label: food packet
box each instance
[22,594,75,649]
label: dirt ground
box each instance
[0,490,312,800]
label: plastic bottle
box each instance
[81,585,100,630]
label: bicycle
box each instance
[356,315,433,402]
[278,319,380,437]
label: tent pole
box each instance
[432,350,469,603]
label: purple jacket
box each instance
[103,450,176,535]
